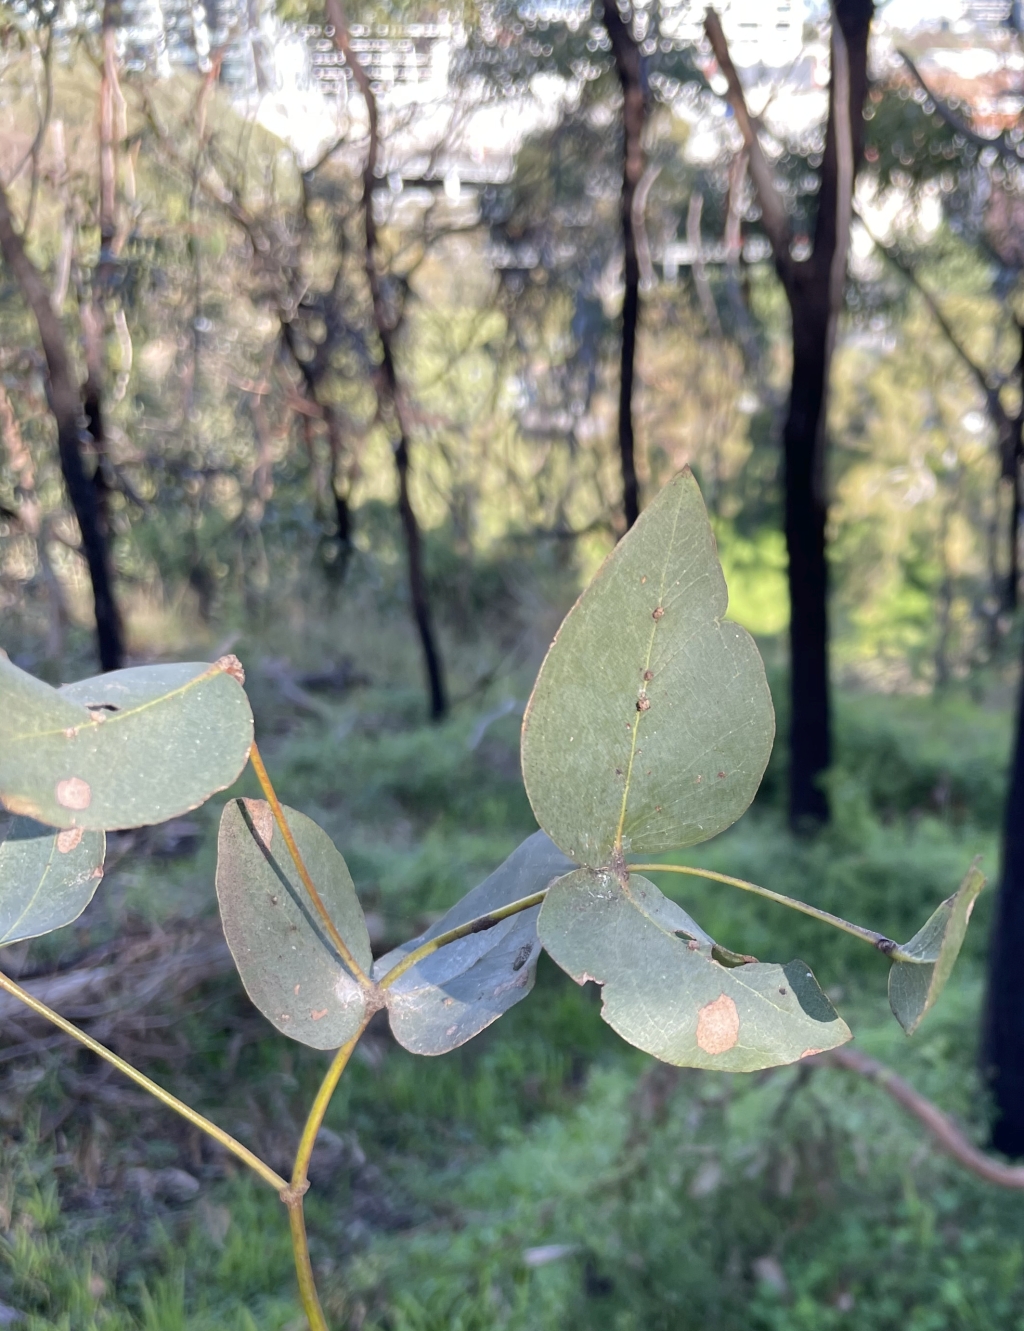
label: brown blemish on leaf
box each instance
[90,864,104,880]
[636,695,651,713]
[64,727,78,739]
[717,771,727,780]
[643,669,654,682]
[56,827,83,853]
[696,993,740,1055]
[652,606,664,621]
[241,798,273,849]
[215,654,246,686]
[799,1048,824,1059]
[56,777,91,811]
[310,1008,328,1021]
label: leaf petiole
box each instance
[249,741,374,990]
[379,888,550,990]
[629,863,898,954]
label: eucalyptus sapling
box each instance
[0,469,983,1327]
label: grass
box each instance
[0,603,1020,1329]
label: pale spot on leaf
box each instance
[696,993,740,1054]
[241,798,273,849]
[56,777,91,810]
[57,827,83,853]
[310,1008,328,1021]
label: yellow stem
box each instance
[0,968,287,1193]
[287,1199,330,1331]
[249,741,373,990]
[378,889,549,990]
[287,1020,371,1331]
[628,863,896,952]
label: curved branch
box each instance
[704,8,792,284]
[857,205,1019,468]
[898,50,1018,163]
[816,1046,1024,1189]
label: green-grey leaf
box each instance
[538,868,850,1071]
[521,469,775,867]
[888,862,985,1036]
[0,656,253,830]
[0,816,106,945]
[374,831,576,1055]
[216,799,371,1049]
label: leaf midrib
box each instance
[7,662,228,745]
[613,489,685,852]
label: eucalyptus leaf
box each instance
[538,867,850,1071]
[888,862,985,1036]
[375,831,576,1055]
[0,656,253,830]
[521,469,775,867]
[0,816,106,946]
[216,799,371,1049]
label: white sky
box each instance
[876,0,966,28]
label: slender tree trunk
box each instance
[707,1,873,828]
[0,183,124,670]
[281,322,354,567]
[602,0,645,531]
[1006,322,1024,614]
[983,637,1024,1155]
[783,281,834,824]
[326,0,447,719]
[81,0,121,582]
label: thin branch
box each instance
[898,50,1018,163]
[687,191,723,336]
[816,1046,1024,1188]
[857,206,1019,468]
[704,8,792,282]
[0,968,288,1194]
[628,863,898,953]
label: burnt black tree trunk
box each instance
[602,0,646,530]
[0,182,125,670]
[707,0,874,828]
[326,0,447,719]
[983,639,1024,1155]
